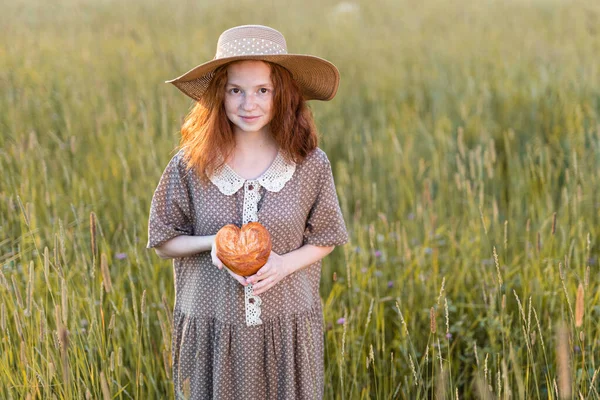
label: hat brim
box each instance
[166,54,340,102]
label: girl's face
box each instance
[224,60,274,136]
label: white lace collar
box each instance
[208,150,296,195]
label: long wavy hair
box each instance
[178,61,318,181]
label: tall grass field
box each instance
[1,0,600,398]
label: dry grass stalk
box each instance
[430,307,437,333]
[20,340,28,368]
[0,269,8,290]
[25,261,34,317]
[365,298,374,328]
[13,310,23,340]
[44,247,50,285]
[162,294,173,327]
[409,354,418,386]
[101,253,112,293]
[484,353,489,385]
[438,338,443,372]
[54,304,62,332]
[157,310,168,348]
[183,377,191,399]
[590,369,599,396]
[48,361,55,382]
[395,301,408,335]
[478,206,488,236]
[100,371,111,400]
[141,289,147,316]
[437,277,446,306]
[59,326,69,358]
[585,266,590,289]
[1,302,5,332]
[473,341,480,367]
[61,279,68,325]
[556,322,571,399]
[90,212,97,258]
[444,298,449,334]
[436,368,447,399]
[474,375,495,400]
[551,212,557,235]
[39,310,46,342]
[163,349,171,379]
[341,311,347,359]
[575,283,584,328]
[504,220,508,250]
[493,246,502,287]
[509,346,525,399]
[11,275,24,309]
[108,312,115,331]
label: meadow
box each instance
[1,0,600,398]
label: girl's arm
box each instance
[153,235,215,259]
[246,244,335,295]
[154,235,248,286]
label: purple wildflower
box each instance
[387,281,394,288]
[336,317,346,325]
[446,332,452,340]
[116,252,127,260]
[374,250,382,258]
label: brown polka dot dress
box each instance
[146,147,348,399]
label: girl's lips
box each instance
[240,116,260,120]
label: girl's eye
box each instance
[259,88,269,94]
[229,88,240,94]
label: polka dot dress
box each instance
[147,148,348,399]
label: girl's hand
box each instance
[211,239,248,286]
[245,251,289,295]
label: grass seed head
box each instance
[556,322,571,399]
[575,283,584,328]
[101,253,112,293]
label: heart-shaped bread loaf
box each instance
[215,222,272,276]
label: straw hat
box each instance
[166,25,340,102]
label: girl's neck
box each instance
[232,128,277,156]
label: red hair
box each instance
[178,61,318,180]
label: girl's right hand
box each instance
[211,239,248,286]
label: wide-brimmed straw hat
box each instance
[166,25,340,102]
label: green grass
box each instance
[2,0,600,398]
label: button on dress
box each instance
[147,147,348,399]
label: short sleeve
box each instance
[303,153,349,247]
[146,151,194,249]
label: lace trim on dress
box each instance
[208,151,296,196]
[207,151,296,327]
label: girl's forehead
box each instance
[226,60,272,85]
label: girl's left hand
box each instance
[246,251,289,295]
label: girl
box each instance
[147,25,347,399]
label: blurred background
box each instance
[1,0,600,398]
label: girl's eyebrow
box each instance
[226,82,273,88]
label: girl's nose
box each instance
[241,94,257,110]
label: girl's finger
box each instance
[225,268,247,286]
[254,281,272,295]
[253,277,272,293]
